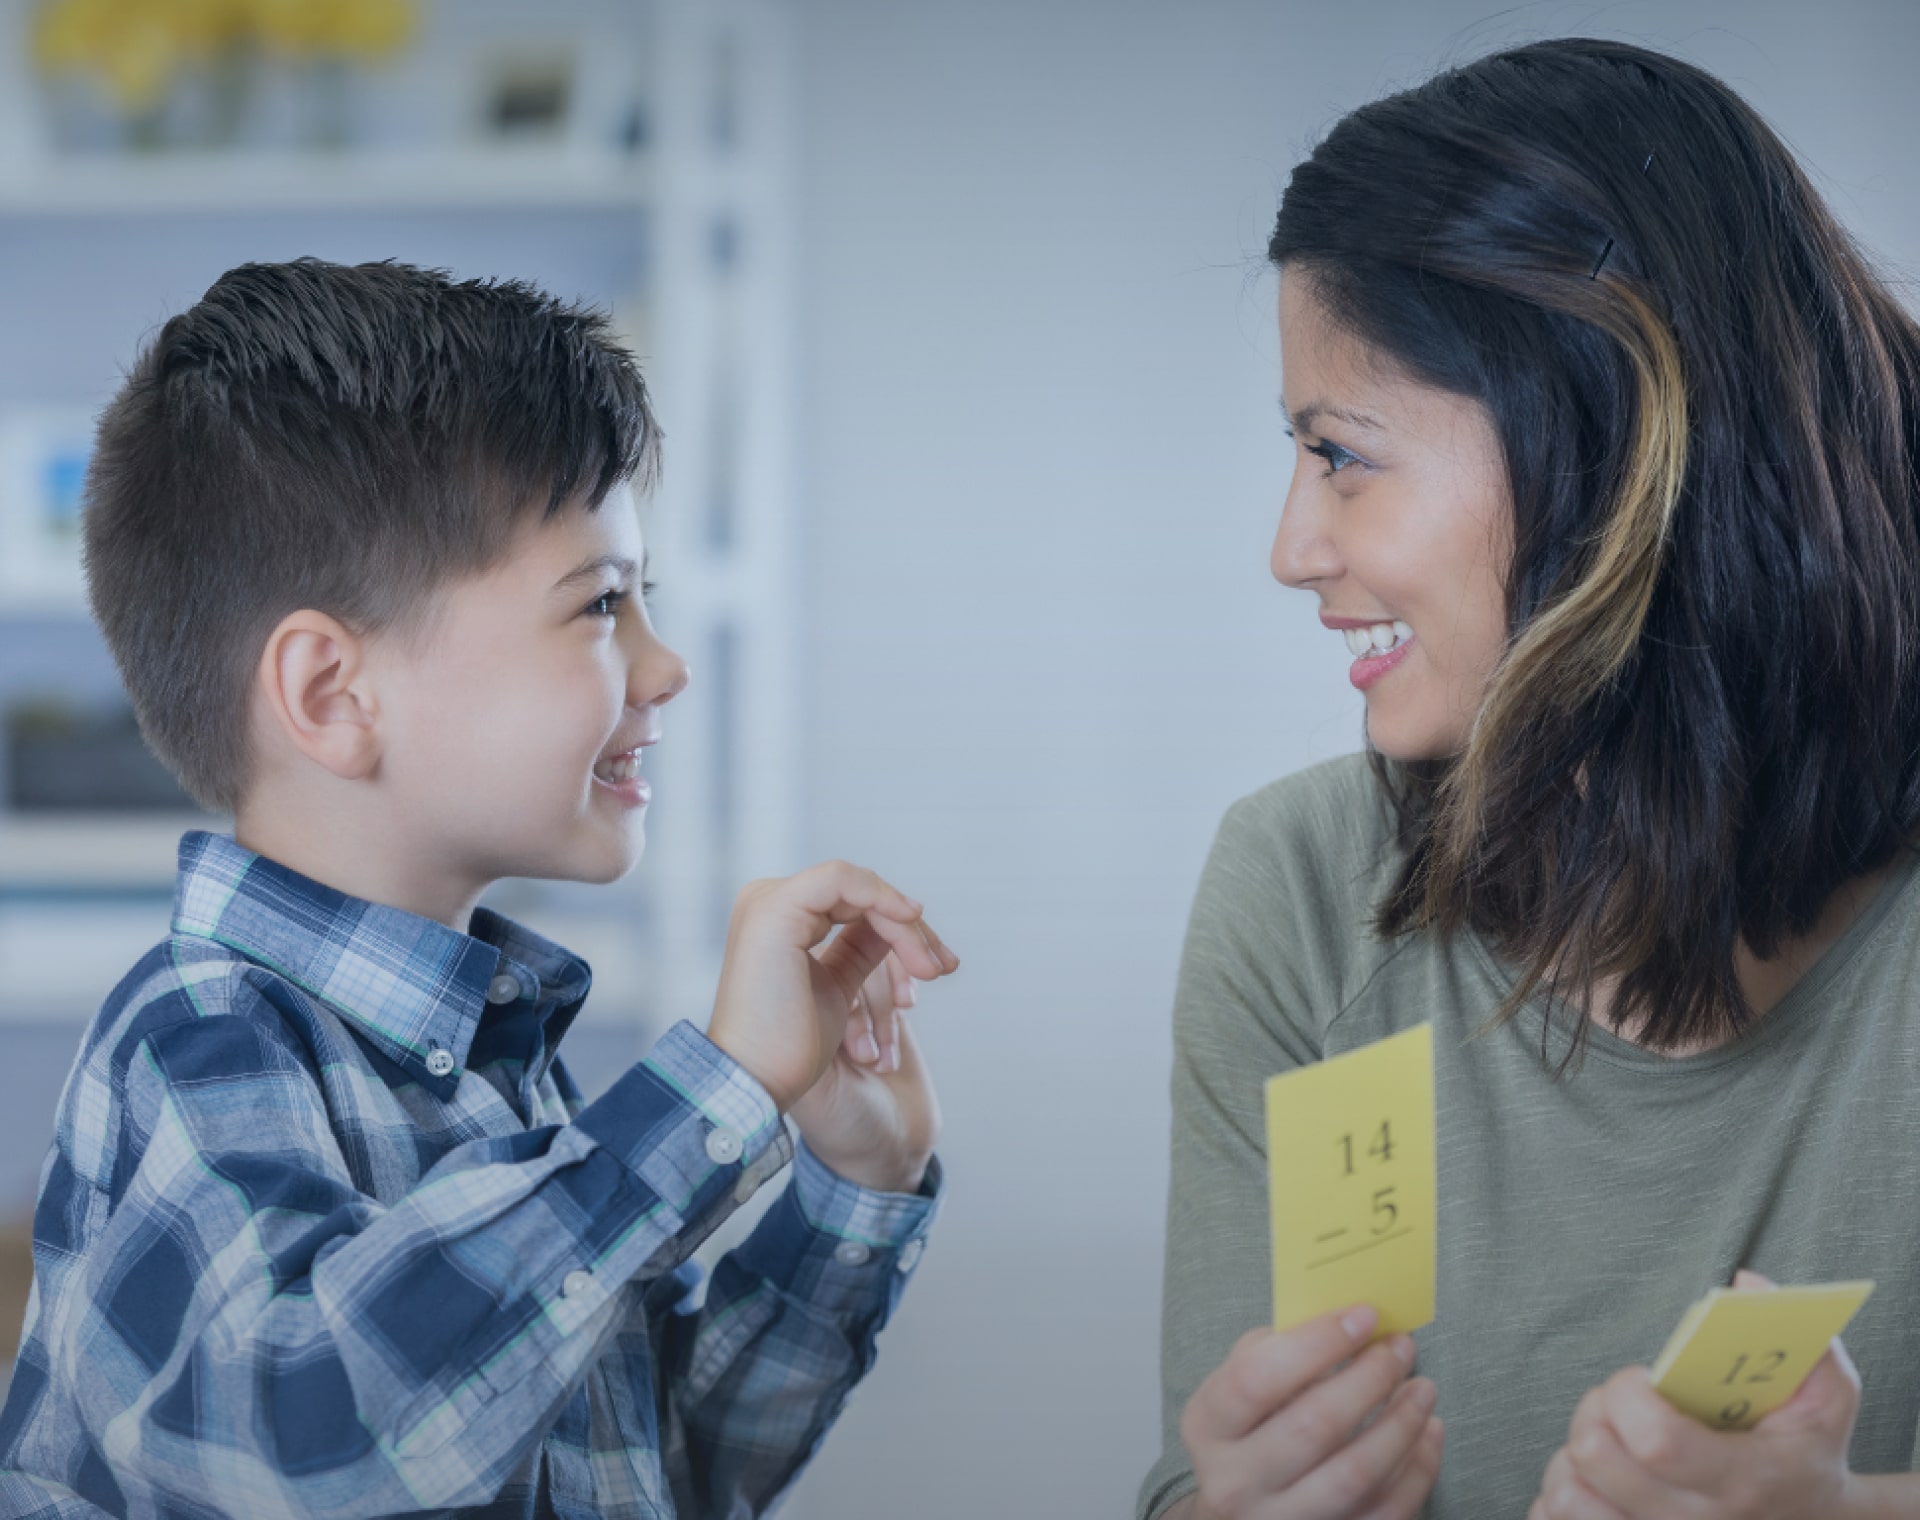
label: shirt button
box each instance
[833,1240,872,1268]
[486,973,522,1005]
[704,1126,744,1165]
[560,1269,593,1299]
[896,1238,925,1273]
[425,1048,456,1078]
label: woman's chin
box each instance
[1363,708,1465,764]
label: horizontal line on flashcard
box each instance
[1307,1227,1413,1270]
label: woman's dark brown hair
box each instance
[1270,39,1920,1055]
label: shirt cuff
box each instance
[574,1020,791,1229]
[726,1142,943,1321]
[791,1140,942,1244]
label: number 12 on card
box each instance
[1265,1024,1436,1340]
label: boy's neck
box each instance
[233,784,487,934]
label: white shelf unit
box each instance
[0,147,655,214]
[0,0,800,1038]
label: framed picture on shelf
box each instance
[462,35,641,157]
[0,405,94,612]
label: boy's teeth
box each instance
[1343,621,1415,658]
[597,753,642,783]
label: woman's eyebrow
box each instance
[1285,400,1386,435]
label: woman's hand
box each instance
[1529,1275,1863,1520]
[1177,1305,1443,1519]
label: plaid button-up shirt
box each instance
[0,832,938,1518]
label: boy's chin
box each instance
[575,826,646,885]
[516,821,647,888]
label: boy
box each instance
[0,259,958,1518]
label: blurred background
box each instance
[0,1,1913,1514]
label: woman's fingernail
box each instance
[902,982,917,1007]
[1341,1305,1378,1341]
[1391,1334,1417,1368]
[856,1030,879,1062]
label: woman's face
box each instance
[1271,270,1514,761]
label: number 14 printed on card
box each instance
[1265,1024,1436,1340]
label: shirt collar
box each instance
[169,832,593,1093]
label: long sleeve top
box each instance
[0,830,938,1519]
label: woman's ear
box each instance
[255,610,382,781]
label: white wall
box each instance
[785,3,1920,1515]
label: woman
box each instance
[1142,38,1920,1520]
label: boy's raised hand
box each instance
[708,861,959,1188]
[788,951,941,1193]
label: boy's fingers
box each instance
[782,870,957,975]
[788,860,923,924]
[1187,1308,1379,1444]
[815,917,896,999]
[864,910,951,981]
[843,991,880,1065]
[889,954,916,1011]
[816,913,942,996]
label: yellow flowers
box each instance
[32,0,418,112]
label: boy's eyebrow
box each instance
[552,553,642,593]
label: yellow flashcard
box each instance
[1265,1024,1435,1339]
[1650,1281,1874,1430]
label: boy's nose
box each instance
[643,648,692,707]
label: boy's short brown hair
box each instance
[82,258,661,812]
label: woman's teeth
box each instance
[1344,621,1414,658]
[597,752,643,783]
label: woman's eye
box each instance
[587,589,629,618]
[1306,440,1361,474]
[1284,427,1365,477]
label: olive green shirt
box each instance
[1141,754,1920,1520]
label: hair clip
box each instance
[1589,151,1658,280]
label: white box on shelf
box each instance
[0,405,96,614]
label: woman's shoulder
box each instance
[1185,752,1410,1025]
[1213,752,1402,888]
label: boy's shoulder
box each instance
[58,930,319,1189]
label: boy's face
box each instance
[372,487,688,903]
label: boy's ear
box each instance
[256,610,382,782]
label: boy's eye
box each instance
[587,589,629,618]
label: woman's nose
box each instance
[1270,479,1342,589]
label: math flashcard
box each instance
[1650,1281,1874,1430]
[1265,1023,1435,1340]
